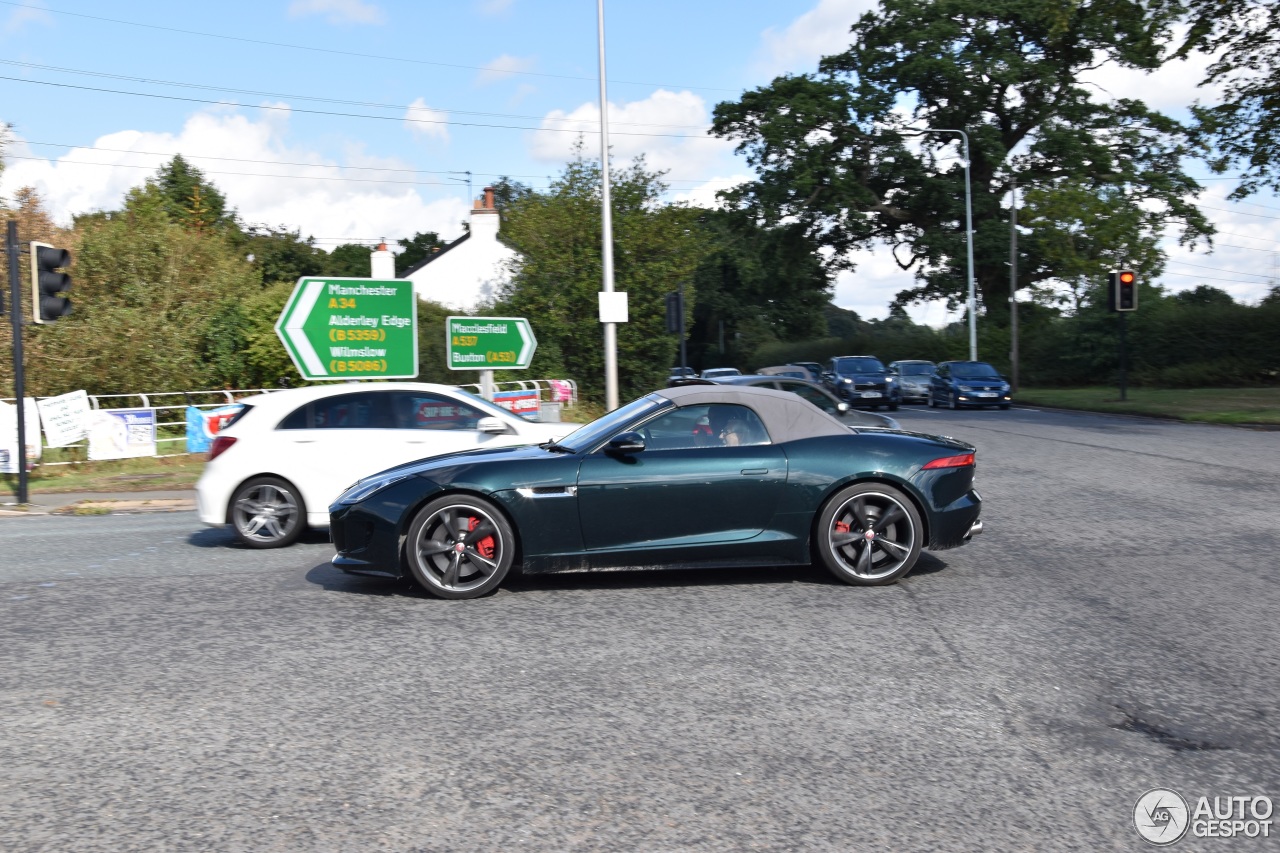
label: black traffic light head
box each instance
[664,291,683,333]
[1108,269,1137,312]
[31,241,72,324]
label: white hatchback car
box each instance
[196,382,570,548]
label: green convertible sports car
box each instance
[329,385,983,599]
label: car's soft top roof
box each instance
[654,384,850,443]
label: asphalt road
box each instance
[1,406,1277,851]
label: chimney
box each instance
[370,240,395,278]
[484,186,495,210]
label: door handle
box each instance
[740,468,768,475]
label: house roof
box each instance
[398,232,470,278]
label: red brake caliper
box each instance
[467,516,495,559]
[835,520,851,534]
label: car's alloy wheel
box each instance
[927,393,936,408]
[815,483,922,585]
[406,495,515,599]
[231,476,305,548]
[948,393,958,410]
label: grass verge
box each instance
[1017,386,1280,425]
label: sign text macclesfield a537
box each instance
[276,277,418,380]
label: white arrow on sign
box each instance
[280,280,328,377]
[516,320,535,366]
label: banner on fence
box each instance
[37,390,91,447]
[0,399,43,474]
[493,389,540,419]
[87,408,157,461]
[548,379,574,403]
[185,405,245,453]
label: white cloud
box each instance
[669,175,751,210]
[476,54,536,86]
[529,89,731,179]
[404,98,449,143]
[0,110,468,244]
[477,0,514,16]
[831,248,951,323]
[1079,51,1223,118]
[2,1,52,35]
[1158,184,1280,305]
[754,0,877,79]
[287,0,385,25]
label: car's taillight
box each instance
[209,435,238,461]
[921,452,974,469]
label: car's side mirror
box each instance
[606,431,645,454]
[477,417,510,434]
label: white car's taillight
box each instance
[209,435,238,461]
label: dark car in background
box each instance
[822,356,901,411]
[668,366,698,385]
[330,385,982,599]
[701,374,900,429]
[788,362,824,382]
[887,360,938,404]
[928,361,1012,409]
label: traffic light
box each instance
[30,242,72,324]
[1109,269,1137,312]
[665,291,684,333]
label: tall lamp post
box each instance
[907,127,977,361]
[596,0,620,410]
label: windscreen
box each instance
[554,395,666,453]
[834,357,885,374]
[951,362,1003,379]
[898,363,934,375]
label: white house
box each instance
[400,187,519,311]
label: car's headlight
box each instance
[335,472,415,505]
[958,385,973,392]
[886,376,896,384]
[841,377,852,384]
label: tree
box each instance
[23,182,261,395]
[1173,284,1235,307]
[322,243,373,278]
[237,226,326,286]
[395,231,446,275]
[1161,0,1280,197]
[494,151,708,401]
[687,212,830,368]
[711,0,1211,317]
[152,155,233,231]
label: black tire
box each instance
[230,476,306,548]
[999,403,1011,410]
[405,495,515,599]
[815,483,923,586]
[888,401,899,411]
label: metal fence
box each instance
[4,379,579,464]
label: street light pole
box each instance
[908,127,978,360]
[596,0,619,410]
[1009,174,1019,392]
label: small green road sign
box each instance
[276,277,418,380]
[446,316,536,370]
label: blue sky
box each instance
[1,0,1277,321]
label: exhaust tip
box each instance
[964,520,984,539]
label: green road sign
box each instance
[276,277,418,380]
[446,316,536,370]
